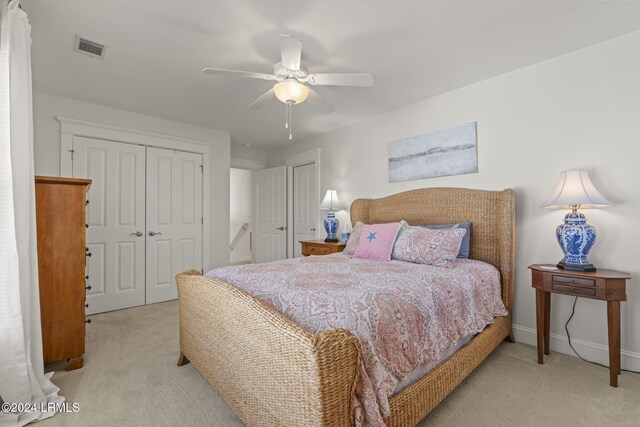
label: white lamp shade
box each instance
[542,169,613,209]
[320,190,343,211]
[273,81,310,104]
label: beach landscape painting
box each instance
[388,122,478,183]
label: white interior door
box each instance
[146,147,203,304]
[255,166,287,263]
[73,136,146,314]
[293,163,318,257]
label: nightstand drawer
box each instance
[552,282,596,296]
[305,245,331,256]
[552,275,596,288]
[300,240,345,257]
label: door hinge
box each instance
[69,149,75,160]
[201,268,204,274]
[201,217,203,225]
[200,165,204,173]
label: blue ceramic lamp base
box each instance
[556,211,597,272]
[324,211,339,242]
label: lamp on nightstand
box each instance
[542,169,613,272]
[320,190,343,242]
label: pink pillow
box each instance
[353,223,402,261]
[391,220,466,268]
[343,222,364,256]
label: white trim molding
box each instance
[512,324,640,372]
[57,116,212,273]
[230,157,267,171]
[58,116,212,151]
[284,149,322,259]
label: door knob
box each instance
[148,231,162,236]
[276,226,287,231]
[130,231,143,237]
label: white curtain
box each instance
[0,1,64,426]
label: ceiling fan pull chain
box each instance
[285,102,289,129]
[289,102,293,140]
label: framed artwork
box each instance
[388,122,478,183]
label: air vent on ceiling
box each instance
[75,36,106,59]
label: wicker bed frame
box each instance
[176,187,515,427]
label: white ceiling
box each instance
[23,0,640,149]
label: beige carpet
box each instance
[39,301,640,427]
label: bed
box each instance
[176,187,515,427]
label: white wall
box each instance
[33,92,231,269]
[230,145,268,164]
[268,31,640,369]
[230,168,252,264]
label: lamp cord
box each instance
[565,296,640,374]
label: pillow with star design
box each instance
[352,222,402,261]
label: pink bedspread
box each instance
[207,254,507,427]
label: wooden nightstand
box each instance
[300,240,346,257]
[529,264,631,387]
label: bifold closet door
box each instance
[73,137,146,314]
[146,147,203,304]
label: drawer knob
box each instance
[86,285,92,291]
[85,319,91,324]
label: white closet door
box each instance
[255,166,287,263]
[146,147,203,304]
[293,163,317,257]
[73,137,146,314]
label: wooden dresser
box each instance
[35,176,91,370]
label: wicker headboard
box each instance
[350,187,515,311]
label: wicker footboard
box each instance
[176,270,361,427]
[177,270,511,427]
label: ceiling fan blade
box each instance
[202,68,276,81]
[278,34,302,71]
[307,73,374,87]
[247,89,276,110]
[308,88,334,114]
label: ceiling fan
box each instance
[202,34,374,140]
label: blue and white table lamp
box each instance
[542,170,613,272]
[320,189,343,242]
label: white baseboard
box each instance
[512,324,640,372]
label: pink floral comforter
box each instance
[207,254,507,427]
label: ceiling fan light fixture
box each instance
[273,80,309,104]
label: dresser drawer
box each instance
[552,274,596,288]
[304,245,331,256]
[552,282,596,296]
